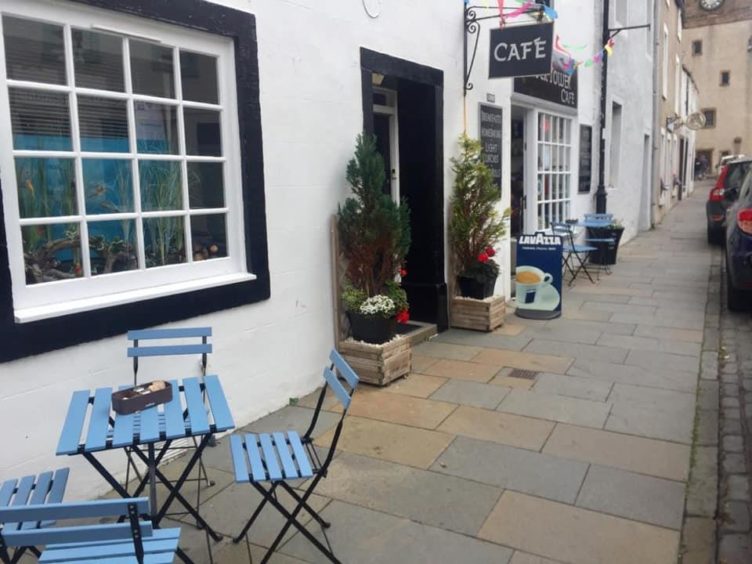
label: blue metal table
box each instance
[56,376,234,548]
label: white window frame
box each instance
[0,0,250,322]
[608,99,623,188]
[646,0,653,58]
[535,111,573,230]
[674,55,681,114]
[662,25,669,99]
[677,9,682,40]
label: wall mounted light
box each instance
[372,72,385,86]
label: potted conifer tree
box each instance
[337,133,410,345]
[448,135,507,331]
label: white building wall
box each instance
[603,0,655,243]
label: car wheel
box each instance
[726,265,751,312]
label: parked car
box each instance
[725,164,752,311]
[707,157,752,244]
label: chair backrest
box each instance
[0,498,152,562]
[0,468,69,530]
[127,327,212,385]
[550,222,576,248]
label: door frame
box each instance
[372,87,400,202]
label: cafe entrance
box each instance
[360,49,447,330]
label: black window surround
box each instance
[0,0,269,362]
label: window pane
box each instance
[83,159,133,214]
[72,30,124,91]
[191,214,227,260]
[144,216,185,267]
[22,222,82,284]
[139,160,182,211]
[15,158,77,218]
[10,88,71,150]
[135,102,178,154]
[3,16,66,84]
[188,162,224,208]
[130,40,175,98]
[184,108,221,156]
[88,219,137,275]
[180,51,218,104]
[78,96,129,152]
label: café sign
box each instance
[514,50,578,109]
[488,23,554,79]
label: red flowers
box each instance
[485,246,496,257]
[477,252,489,263]
[400,267,408,277]
[396,309,410,324]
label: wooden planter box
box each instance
[339,336,411,387]
[450,295,506,332]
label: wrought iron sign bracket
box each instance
[607,23,651,40]
[464,4,548,94]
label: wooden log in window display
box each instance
[450,295,506,332]
[338,336,411,387]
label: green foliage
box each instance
[448,135,507,281]
[337,133,411,305]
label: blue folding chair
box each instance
[0,497,180,563]
[125,328,215,529]
[229,349,360,564]
[583,213,613,226]
[552,222,597,285]
[0,469,69,563]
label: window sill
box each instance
[14,272,255,323]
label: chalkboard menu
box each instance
[578,125,593,193]
[479,104,503,194]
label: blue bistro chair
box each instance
[583,212,613,227]
[229,349,360,564]
[125,328,215,525]
[0,497,180,563]
[551,222,597,285]
[0,469,69,563]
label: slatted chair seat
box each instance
[0,497,180,564]
[0,469,69,562]
[231,431,314,483]
[229,349,360,564]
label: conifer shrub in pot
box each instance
[449,135,507,299]
[337,134,411,344]
[587,220,625,266]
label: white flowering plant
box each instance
[358,295,396,317]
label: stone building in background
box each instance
[683,0,752,170]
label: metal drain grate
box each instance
[508,369,538,380]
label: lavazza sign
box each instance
[488,22,554,79]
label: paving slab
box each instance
[542,424,690,481]
[432,329,532,351]
[415,358,502,383]
[279,501,513,564]
[412,341,480,361]
[685,447,718,517]
[340,387,456,429]
[624,349,700,373]
[605,401,694,443]
[597,333,701,357]
[569,285,652,298]
[610,313,704,330]
[218,542,308,563]
[498,389,611,428]
[679,517,716,564]
[429,379,510,409]
[580,301,657,315]
[509,552,563,564]
[438,405,554,450]
[478,491,679,564]
[568,359,698,393]
[308,452,501,536]
[412,354,439,373]
[559,307,614,321]
[516,324,603,345]
[315,416,453,469]
[576,465,685,529]
[524,339,629,364]
[472,348,573,374]
[380,373,447,398]
[532,373,613,401]
[494,323,527,336]
[431,435,588,503]
[607,383,696,409]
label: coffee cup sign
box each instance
[488,23,554,79]
[515,231,563,320]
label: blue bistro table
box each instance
[56,376,234,546]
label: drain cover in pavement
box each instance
[508,369,538,380]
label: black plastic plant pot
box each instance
[587,226,625,265]
[457,276,496,299]
[348,312,397,344]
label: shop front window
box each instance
[536,112,572,229]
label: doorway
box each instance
[361,48,447,330]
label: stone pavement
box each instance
[157,190,721,564]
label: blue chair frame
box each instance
[0,497,180,564]
[0,469,69,563]
[229,349,360,564]
[552,222,597,285]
